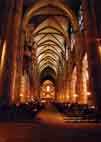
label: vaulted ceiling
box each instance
[23,0,101,84]
[23,0,81,83]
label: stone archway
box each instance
[23,0,79,33]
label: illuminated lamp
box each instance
[73,94,78,97]
[87,92,91,96]
[20,93,23,97]
[98,45,101,57]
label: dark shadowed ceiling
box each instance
[24,0,81,14]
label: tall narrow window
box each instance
[70,27,75,51]
[78,5,84,32]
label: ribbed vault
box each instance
[23,0,79,84]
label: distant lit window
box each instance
[46,85,50,92]
[70,28,75,51]
[78,5,84,32]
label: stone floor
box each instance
[0,103,101,142]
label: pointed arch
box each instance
[23,0,79,32]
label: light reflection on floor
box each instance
[35,103,65,126]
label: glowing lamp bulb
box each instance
[87,92,91,96]
[73,94,78,97]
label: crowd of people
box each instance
[0,101,44,122]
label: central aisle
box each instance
[35,103,65,126]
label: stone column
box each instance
[66,47,72,103]
[64,63,69,102]
[17,31,25,103]
[35,65,40,100]
[56,69,61,102]
[61,59,67,103]
[9,0,23,103]
[82,0,100,109]
[69,76,73,103]
[0,0,15,104]
[74,31,83,104]
[77,61,84,104]
[32,45,40,100]
[56,67,63,102]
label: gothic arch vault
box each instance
[23,0,79,32]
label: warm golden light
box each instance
[73,94,78,97]
[20,75,26,103]
[40,80,55,101]
[82,53,89,104]
[71,67,77,103]
[87,92,91,96]
[66,95,69,101]
[19,93,24,97]
[46,85,50,92]
[98,45,101,57]
[0,40,7,76]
